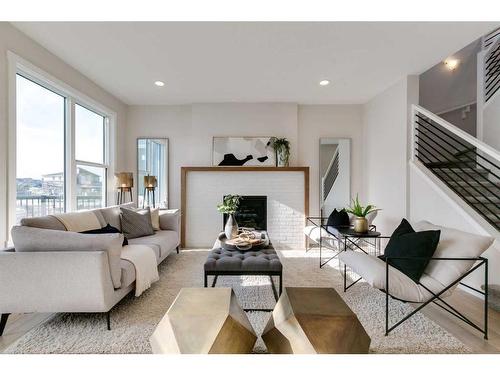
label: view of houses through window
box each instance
[15,74,108,223]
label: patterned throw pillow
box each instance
[120,207,155,239]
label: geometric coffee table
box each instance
[150,288,257,354]
[262,287,371,353]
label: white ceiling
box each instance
[12,22,499,106]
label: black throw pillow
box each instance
[379,219,440,282]
[326,209,350,228]
[81,224,128,246]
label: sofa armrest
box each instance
[0,251,116,313]
[159,209,180,233]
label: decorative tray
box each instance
[218,230,270,251]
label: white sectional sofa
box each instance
[0,204,180,334]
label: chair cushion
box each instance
[128,230,178,260]
[326,209,350,228]
[380,219,441,282]
[413,221,494,287]
[338,251,449,303]
[303,225,339,249]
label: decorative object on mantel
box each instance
[346,194,380,233]
[217,194,241,239]
[270,137,290,167]
[142,174,158,208]
[115,172,134,204]
[212,137,276,166]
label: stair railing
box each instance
[411,104,500,231]
[321,148,339,206]
[478,28,500,113]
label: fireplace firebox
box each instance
[223,195,267,231]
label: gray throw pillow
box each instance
[120,207,154,239]
[11,225,123,289]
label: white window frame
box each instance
[7,51,116,239]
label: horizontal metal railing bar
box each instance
[416,136,500,203]
[416,141,500,221]
[485,73,500,93]
[415,113,500,171]
[416,121,500,181]
[414,105,500,162]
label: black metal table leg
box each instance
[204,272,208,287]
[106,311,111,331]
[211,275,218,287]
[0,313,10,336]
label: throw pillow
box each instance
[135,207,160,230]
[380,219,441,282]
[120,207,155,239]
[326,209,350,228]
[81,224,128,246]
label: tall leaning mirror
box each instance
[137,138,169,208]
[319,138,351,217]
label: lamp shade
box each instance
[115,172,134,188]
[144,175,158,188]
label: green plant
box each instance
[217,194,241,214]
[271,137,290,155]
[346,194,380,218]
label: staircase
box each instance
[412,105,500,231]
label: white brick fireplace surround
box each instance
[181,167,309,249]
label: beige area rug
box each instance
[4,249,471,354]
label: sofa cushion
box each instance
[128,230,178,260]
[120,259,136,289]
[52,211,102,232]
[413,221,494,287]
[338,251,449,303]
[136,207,160,230]
[20,216,67,231]
[99,203,135,231]
[120,207,154,240]
[81,224,128,246]
[11,225,123,289]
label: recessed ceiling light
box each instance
[154,81,165,87]
[444,59,459,71]
[319,80,330,86]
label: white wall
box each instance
[126,103,363,214]
[0,22,128,246]
[361,77,419,234]
[483,93,500,150]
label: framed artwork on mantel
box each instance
[212,136,276,166]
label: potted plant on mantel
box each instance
[346,195,380,233]
[270,137,290,167]
[217,194,241,239]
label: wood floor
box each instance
[1,289,499,354]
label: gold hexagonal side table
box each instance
[150,287,257,354]
[262,287,371,354]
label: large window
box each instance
[16,75,66,222]
[15,72,110,223]
[75,104,107,210]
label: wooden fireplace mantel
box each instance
[180,166,310,247]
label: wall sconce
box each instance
[444,58,460,71]
[115,172,134,204]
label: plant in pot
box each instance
[346,195,380,233]
[217,194,241,239]
[270,137,290,167]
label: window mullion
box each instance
[66,97,77,212]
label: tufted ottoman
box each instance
[204,237,283,310]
